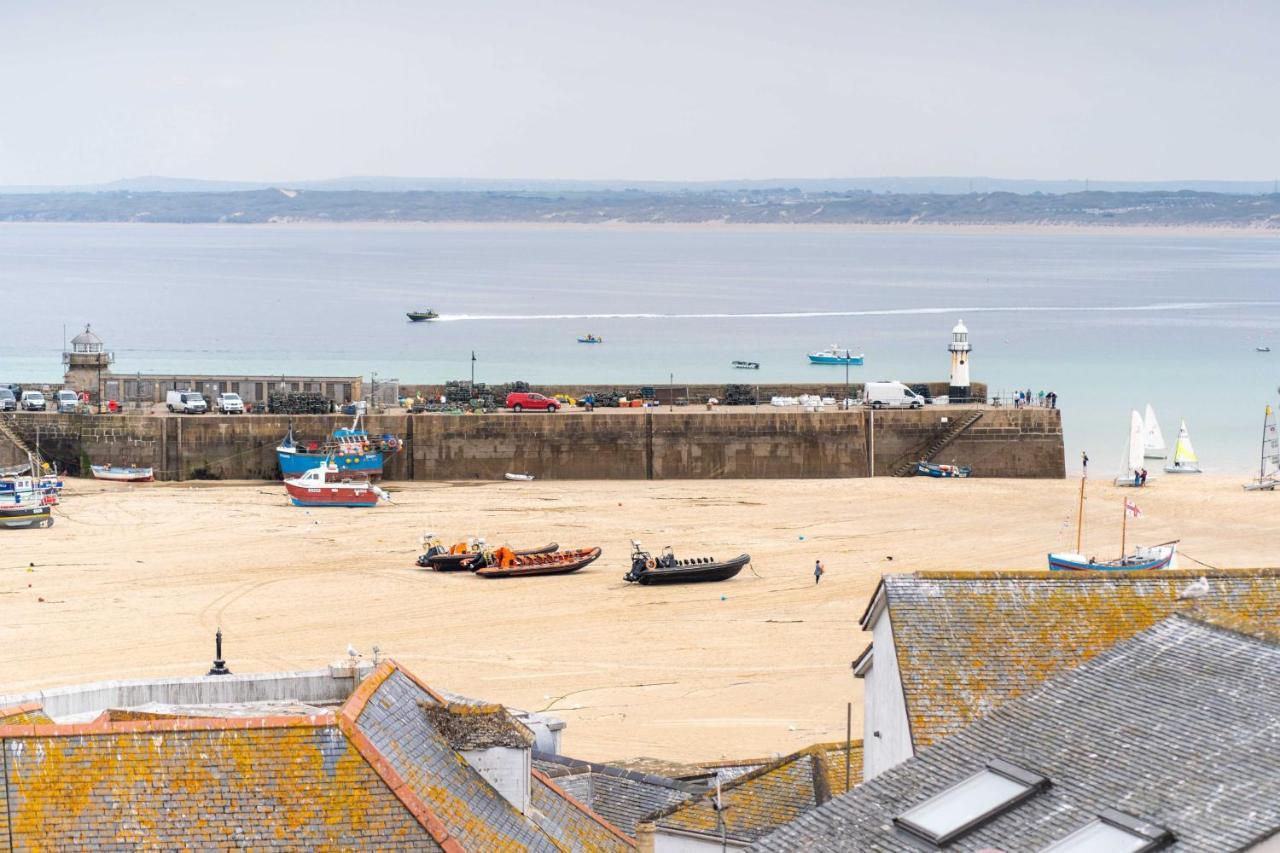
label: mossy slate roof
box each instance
[535,752,695,835]
[652,742,863,845]
[754,616,1280,852]
[0,660,633,851]
[871,568,1280,749]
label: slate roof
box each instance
[754,616,1280,852]
[651,741,864,845]
[0,660,633,851]
[534,751,696,835]
[420,700,535,750]
[864,568,1280,749]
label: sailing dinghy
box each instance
[1114,410,1146,486]
[1142,404,1166,459]
[1244,405,1279,491]
[1163,419,1202,474]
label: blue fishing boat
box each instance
[275,415,400,480]
[1048,544,1176,572]
[808,345,864,365]
[915,461,971,478]
[578,334,603,344]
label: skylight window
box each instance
[894,758,1048,846]
[1040,809,1172,853]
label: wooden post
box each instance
[1120,500,1128,560]
[845,701,852,792]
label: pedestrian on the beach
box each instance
[1134,468,1142,487]
[1140,467,1148,487]
[814,560,825,584]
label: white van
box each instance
[864,381,926,409]
[19,390,46,411]
[55,389,80,413]
[166,390,208,414]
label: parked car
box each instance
[506,392,560,413]
[55,389,80,414]
[0,383,20,399]
[864,380,926,409]
[19,390,46,411]
[165,390,208,414]
[216,392,245,414]
[0,389,15,411]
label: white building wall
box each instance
[461,746,531,814]
[861,607,915,780]
[654,829,748,852]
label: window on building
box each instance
[1040,809,1172,853]
[894,759,1048,846]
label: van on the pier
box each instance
[864,381,925,409]
[166,390,208,414]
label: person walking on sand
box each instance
[814,560,825,584]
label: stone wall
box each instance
[6,405,1063,481]
[402,381,988,403]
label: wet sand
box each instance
[1,475,1272,762]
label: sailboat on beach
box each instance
[1163,419,1202,474]
[1114,410,1146,487]
[1049,459,1177,571]
[1142,404,1166,459]
[1243,405,1279,491]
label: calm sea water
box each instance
[3,223,1279,473]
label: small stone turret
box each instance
[948,319,972,402]
[63,324,113,392]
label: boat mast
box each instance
[1262,405,1272,479]
[1119,500,1128,561]
[1075,452,1087,553]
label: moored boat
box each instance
[90,464,154,482]
[624,542,749,584]
[808,345,864,365]
[276,415,400,480]
[732,360,760,370]
[474,546,601,578]
[504,472,535,481]
[417,539,559,570]
[0,503,54,529]
[407,310,439,321]
[915,461,971,478]
[577,334,603,344]
[1048,542,1177,572]
[283,460,389,508]
[0,464,61,529]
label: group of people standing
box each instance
[1014,389,1057,409]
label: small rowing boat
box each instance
[417,539,559,570]
[625,542,749,584]
[474,546,601,578]
[504,472,535,481]
[915,461,971,478]
[407,310,439,321]
[90,464,154,482]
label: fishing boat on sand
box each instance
[1142,404,1166,459]
[417,536,560,570]
[808,345,864,365]
[276,415,400,480]
[407,310,438,321]
[90,464,154,482]
[283,459,390,508]
[1244,405,1279,491]
[624,542,749,584]
[915,461,971,478]
[1164,419,1202,473]
[474,547,602,578]
[1114,410,1147,487]
[0,466,62,529]
[504,472,535,481]
[1049,463,1177,571]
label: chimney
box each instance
[421,701,535,814]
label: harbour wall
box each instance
[4,406,1063,481]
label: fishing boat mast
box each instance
[1075,452,1088,553]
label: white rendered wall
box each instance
[654,830,748,852]
[462,746,531,814]
[862,608,915,780]
[949,349,970,388]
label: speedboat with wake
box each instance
[407,310,438,321]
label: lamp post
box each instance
[208,628,231,676]
[844,349,851,410]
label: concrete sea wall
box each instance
[4,406,1064,481]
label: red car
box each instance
[506,392,560,413]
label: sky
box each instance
[1,1,1276,185]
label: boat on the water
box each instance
[1114,409,1147,486]
[276,415,400,480]
[1257,346,1271,353]
[1164,419,1202,474]
[732,360,760,370]
[474,546,602,578]
[407,310,438,321]
[624,542,749,584]
[1244,405,1279,491]
[1142,404,1166,459]
[915,461,971,478]
[90,464,154,482]
[282,460,390,507]
[808,345,864,365]
[417,538,560,570]
[578,334,603,344]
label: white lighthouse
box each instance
[948,319,971,402]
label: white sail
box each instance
[1142,404,1165,458]
[1164,419,1202,473]
[1265,406,1280,478]
[1115,410,1146,485]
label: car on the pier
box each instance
[166,389,208,414]
[506,392,560,413]
[216,392,245,414]
[55,389,80,413]
[19,390,46,411]
[0,389,15,412]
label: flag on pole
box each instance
[1124,499,1142,518]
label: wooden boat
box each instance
[90,464,154,482]
[1048,465,1178,571]
[283,460,390,508]
[0,503,54,529]
[625,543,749,584]
[407,310,439,321]
[1244,405,1279,491]
[915,461,971,478]
[474,546,601,578]
[417,540,559,570]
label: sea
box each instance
[3,222,1279,474]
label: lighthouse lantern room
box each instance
[948,319,972,402]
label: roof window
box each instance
[894,758,1048,846]
[1041,809,1172,853]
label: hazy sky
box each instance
[2,1,1276,184]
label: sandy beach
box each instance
[2,475,1273,763]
